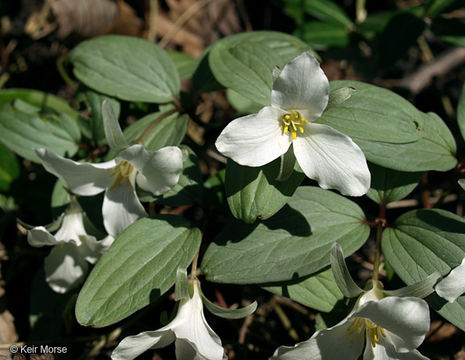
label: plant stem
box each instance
[372,203,386,283]
[191,249,200,277]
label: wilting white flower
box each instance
[27,203,107,293]
[36,144,183,237]
[215,51,370,196]
[435,257,465,303]
[112,280,226,360]
[272,243,435,360]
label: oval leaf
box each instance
[367,163,423,204]
[382,209,465,331]
[226,158,304,224]
[0,143,19,191]
[320,81,456,171]
[123,110,188,151]
[209,41,279,105]
[0,105,79,162]
[75,216,201,327]
[69,35,180,103]
[264,267,344,312]
[201,186,369,283]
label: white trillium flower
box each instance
[271,287,430,360]
[36,144,183,237]
[112,280,227,360]
[27,204,106,293]
[215,51,370,196]
[435,257,465,303]
[272,243,435,360]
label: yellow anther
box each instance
[110,160,135,191]
[280,110,308,139]
[347,318,386,348]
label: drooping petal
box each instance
[36,148,116,196]
[363,337,430,360]
[53,211,87,245]
[355,297,430,353]
[293,123,370,196]
[271,52,329,121]
[215,106,291,167]
[118,145,183,196]
[435,257,465,303]
[172,283,226,360]
[79,235,106,264]
[28,226,61,247]
[102,183,146,237]
[111,330,175,360]
[44,243,88,293]
[271,319,364,360]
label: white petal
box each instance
[118,144,183,196]
[172,284,225,360]
[111,330,175,360]
[28,227,60,247]
[44,243,88,293]
[293,123,370,196]
[272,319,364,360]
[102,184,146,237]
[271,52,329,121]
[215,106,291,167]
[435,257,465,303]
[79,235,105,264]
[355,297,430,353]
[54,211,87,245]
[363,337,429,360]
[36,148,115,196]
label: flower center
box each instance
[347,318,386,348]
[110,160,135,191]
[280,110,308,140]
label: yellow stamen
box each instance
[280,110,308,140]
[347,318,386,348]
[110,161,135,191]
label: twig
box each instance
[400,47,465,94]
[238,314,254,344]
[147,0,159,42]
[159,0,215,48]
[270,296,299,341]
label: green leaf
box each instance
[201,291,257,319]
[0,88,81,121]
[298,21,350,49]
[201,186,369,284]
[426,0,458,17]
[264,267,344,312]
[382,209,465,331]
[75,216,201,327]
[0,142,19,191]
[225,158,304,224]
[69,35,180,103]
[123,109,188,151]
[168,51,197,79]
[85,91,120,145]
[320,81,457,171]
[209,41,279,106]
[367,163,423,204]
[0,105,79,162]
[301,0,353,28]
[193,31,311,94]
[226,89,262,115]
